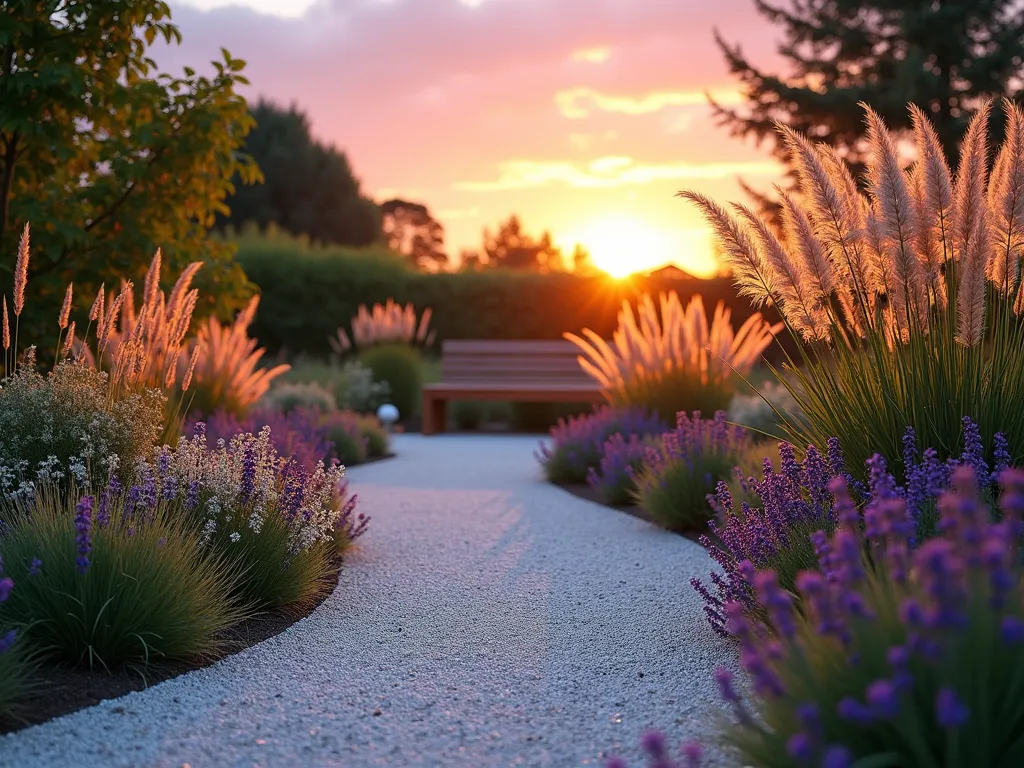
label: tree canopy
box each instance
[713,0,1024,179]
[0,0,259,335]
[380,198,448,271]
[459,215,568,272]
[220,100,381,249]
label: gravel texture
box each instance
[0,434,740,768]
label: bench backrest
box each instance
[439,339,598,386]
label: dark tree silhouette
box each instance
[713,0,1024,209]
[480,215,564,272]
[380,198,448,270]
[220,100,381,247]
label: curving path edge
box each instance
[0,434,739,768]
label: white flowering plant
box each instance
[163,424,352,609]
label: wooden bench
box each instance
[421,340,605,435]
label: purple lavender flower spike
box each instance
[28,558,41,576]
[935,687,969,729]
[821,745,853,768]
[959,416,989,487]
[680,741,702,768]
[0,628,16,654]
[74,495,94,575]
[0,577,12,603]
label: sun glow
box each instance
[563,215,675,278]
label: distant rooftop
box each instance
[644,264,698,280]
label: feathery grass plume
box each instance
[184,296,289,416]
[2,296,9,351]
[863,104,927,331]
[143,248,162,309]
[12,223,29,317]
[329,299,435,355]
[565,290,780,422]
[182,343,201,392]
[987,100,1024,298]
[953,101,993,346]
[61,321,75,357]
[776,124,874,331]
[58,283,73,330]
[676,191,777,308]
[777,189,834,336]
[734,202,822,341]
[682,100,1024,482]
[88,283,105,332]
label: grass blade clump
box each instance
[0,482,246,669]
[566,291,780,424]
[681,100,1024,479]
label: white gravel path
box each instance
[0,434,740,768]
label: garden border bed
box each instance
[0,555,344,735]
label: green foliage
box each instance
[220,101,381,248]
[610,370,736,427]
[198,509,334,612]
[634,452,739,532]
[233,228,791,360]
[279,358,391,415]
[262,381,336,415]
[322,415,368,466]
[728,378,805,440]
[0,359,165,479]
[357,344,423,421]
[355,415,389,458]
[0,3,260,334]
[0,631,32,720]
[0,489,245,669]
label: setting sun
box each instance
[563,215,672,277]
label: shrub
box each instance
[167,425,352,610]
[354,414,389,458]
[536,406,666,485]
[330,299,435,353]
[683,100,1024,480]
[727,379,804,439]
[278,359,390,415]
[236,233,791,360]
[0,486,245,669]
[357,343,423,421]
[0,356,165,482]
[192,407,333,472]
[587,432,659,506]
[261,381,336,415]
[320,410,369,466]
[183,295,290,417]
[0,558,32,719]
[632,411,750,532]
[692,418,1009,637]
[711,467,1024,767]
[565,292,780,423]
[333,360,391,413]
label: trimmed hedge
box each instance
[236,235,792,362]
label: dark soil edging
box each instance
[0,556,344,736]
[552,482,707,546]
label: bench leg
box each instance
[422,395,447,435]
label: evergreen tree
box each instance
[713,0,1024,178]
[221,100,381,248]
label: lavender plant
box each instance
[0,556,31,718]
[692,419,1008,637]
[332,477,369,554]
[0,481,246,668]
[191,407,334,472]
[166,424,354,609]
[588,432,659,506]
[712,467,1024,767]
[537,406,666,485]
[632,411,749,532]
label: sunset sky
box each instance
[167,0,786,278]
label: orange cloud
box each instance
[555,87,744,119]
[453,156,783,191]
